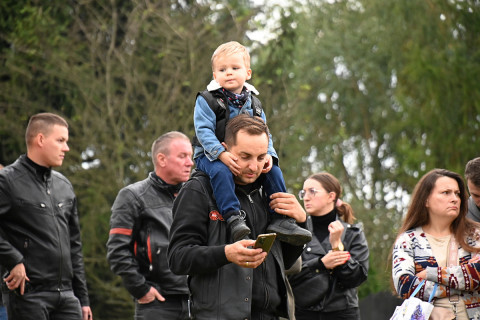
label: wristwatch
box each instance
[332,242,344,251]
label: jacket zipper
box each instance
[238,187,272,310]
[45,174,63,291]
[147,232,153,272]
[262,262,269,310]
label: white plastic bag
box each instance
[390,280,438,320]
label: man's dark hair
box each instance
[224,114,269,146]
[465,157,480,187]
[25,113,68,146]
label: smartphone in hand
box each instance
[254,233,276,253]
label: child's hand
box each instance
[262,154,273,173]
[218,151,241,176]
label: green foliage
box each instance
[1,0,479,317]
[254,0,480,297]
[1,0,258,318]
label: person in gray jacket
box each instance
[465,157,480,222]
[168,115,306,320]
[106,131,193,320]
[0,113,92,320]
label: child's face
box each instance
[212,52,252,94]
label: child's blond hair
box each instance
[211,41,251,71]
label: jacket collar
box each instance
[206,79,260,95]
[20,154,52,182]
[148,172,183,195]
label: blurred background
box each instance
[1,0,479,318]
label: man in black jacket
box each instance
[0,113,92,320]
[465,157,480,222]
[107,131,193,320]
[168,115,307,320]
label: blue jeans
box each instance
[0,306,7,320]
[135,295,189,320]
[3,290,81,320]
[195,155,286,219]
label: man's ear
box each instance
[157,152,166,167]
[221,142,228,150]
[36,133,46,147]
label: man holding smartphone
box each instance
[168,114,307,320]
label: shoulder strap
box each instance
[193,90,229,145]
[189,170,218,213]
[411,279,426,297]
[251,95,263,118]
[193,90,264,145]
[198,90,228,113]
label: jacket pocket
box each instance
[147,227,169,278]
[17,199,51,216]
[56,198,74,219]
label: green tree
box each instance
[1,0,260,318]
[2,0,479,316]
[254,0,480,297]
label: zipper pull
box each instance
[43,173,51,194]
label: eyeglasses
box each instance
[298,188,323,200]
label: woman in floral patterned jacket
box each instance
[392,169,480,320]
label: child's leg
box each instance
[195,155,239,218]
[262,164,287,208]
[195,155,251,241]
[264,164,312,246]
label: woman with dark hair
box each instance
[392,168,480,320]
[289,172,369,319]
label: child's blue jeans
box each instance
[195,154,286,219]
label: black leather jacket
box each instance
[106,172,188,299]
[0,155,90,305]
[168,171,303,320]
[289,214,369,314]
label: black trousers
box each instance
[296,307,360,320]
[135,294,189,320]
[2,290,82,320]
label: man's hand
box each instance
[218,151,241,176]
[262,154,273,174]
[225,240,267,268]
[138,286,165,304]
[269,192,307,223]
[82,306,93,320]
[3,263,29,294]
